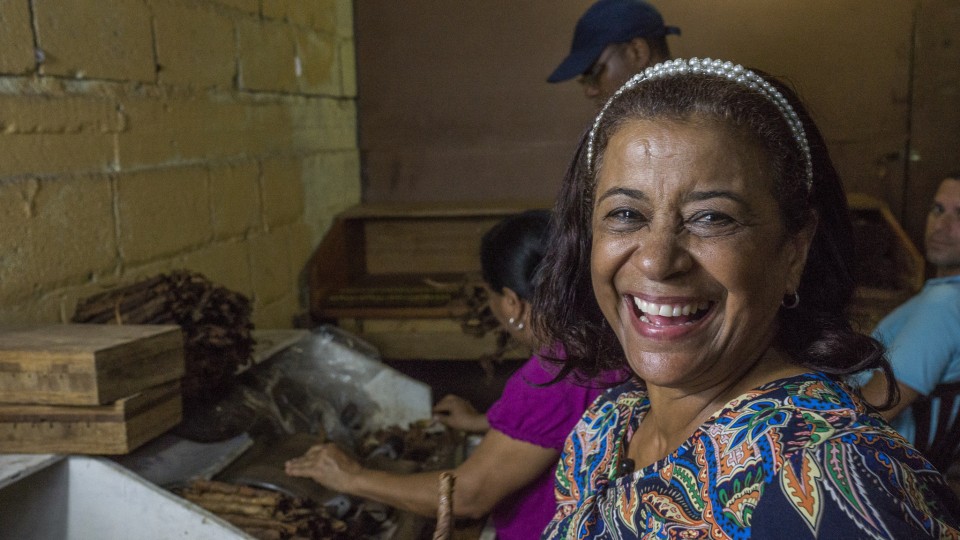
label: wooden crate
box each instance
[307,201,549,360]
[0,324,185,405]
[0,380,182,455]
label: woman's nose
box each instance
[634,225,692,280]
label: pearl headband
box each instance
[586,58,814,192]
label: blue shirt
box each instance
[872,274,960,445]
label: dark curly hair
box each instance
[532,67,897,408]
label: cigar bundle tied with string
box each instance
[433,472,456,540]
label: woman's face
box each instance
[590,117,811,390]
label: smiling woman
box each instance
[533,59,960,538]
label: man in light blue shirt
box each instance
[862,175,960,447]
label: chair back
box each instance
[912,381,960,472]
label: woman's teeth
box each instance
[633,298,710,319]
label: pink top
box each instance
[484,348,616,540]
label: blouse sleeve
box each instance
[486,353,604,451]
[751,437,960,538]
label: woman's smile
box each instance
[625,294,715,337]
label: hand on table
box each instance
[284,443,362,493]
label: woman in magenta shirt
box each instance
[476,346,611,538]
[287,210,620,539]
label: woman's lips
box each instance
[633,297,711,319]
[626,295,715,337]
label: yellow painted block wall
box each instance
[0,0,361,329]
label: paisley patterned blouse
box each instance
[543,372,960,539]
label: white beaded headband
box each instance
[586,57,814,192]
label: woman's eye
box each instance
[607,208,645,222]
[689,211,734,225]
[685,211,740,236]
[598,207,648,231]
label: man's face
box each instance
[578,40,651,109]
[925,177,960,277]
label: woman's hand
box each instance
[432,394,490,433]
[284,443,362,493]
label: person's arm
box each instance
[432,394,490,433]
[860,371,921,422]
[863,290,959,421]
[285,429,558,519]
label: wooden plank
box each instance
[364,217,502,275]
[0,380,183,455]
[319,305,470,320]
[0,324,185,405]
[355,318,471,333]
[336,316,508,358]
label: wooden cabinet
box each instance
[306,202,549,360]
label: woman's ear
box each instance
[501,287,534,334]
[500,287,523,320]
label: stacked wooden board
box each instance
[0,324,185,454]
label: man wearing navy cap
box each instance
[548,0,680,108]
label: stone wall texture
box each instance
[0,0,360,328]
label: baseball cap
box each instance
[547,0,680,83]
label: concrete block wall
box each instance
[0,0,361,329]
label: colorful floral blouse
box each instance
[543,372,960,539]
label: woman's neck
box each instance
[627,349,807,470]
